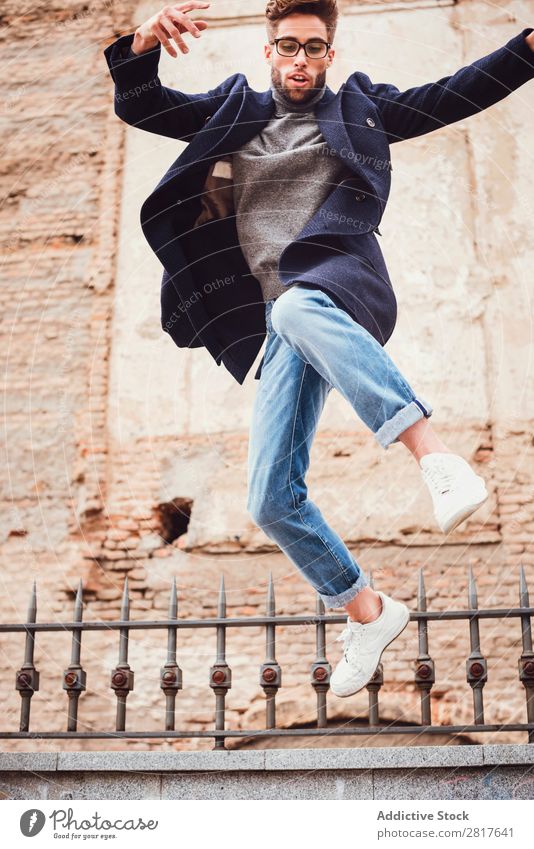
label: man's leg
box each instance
[249,298,411,700]
[397,416,450,460]
[247,300,370,611]
[270,284,433,449]
[271,285,488,535]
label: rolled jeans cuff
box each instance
[318,571,369,610]
[374,397,433,450]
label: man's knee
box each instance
[270,288,300,337]
[247,492,289,530]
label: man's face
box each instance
[264,13,335,104]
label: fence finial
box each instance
[520,565,530,608]
[218,574,226,618]
[468,564,478,609]
[168,576,178,619]
[417,566,427,611]
[74,580,83,621]
[28,581,37,622]
[267,572,275,616]
[121,577,130,620]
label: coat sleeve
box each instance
[352,27,534,143]
[103,32,239,141]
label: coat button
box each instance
[366,117,376,127]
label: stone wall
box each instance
[1,0,533,752]
[2,746,534,799]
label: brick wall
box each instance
[1,0,533,751]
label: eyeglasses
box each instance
[271,37,331,59]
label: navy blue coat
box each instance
[103,28,534,384]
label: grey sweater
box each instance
[231,83,353,302]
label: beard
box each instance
[271,65,327,104]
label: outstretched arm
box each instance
[103,2,234,141]
[352,27,534,143]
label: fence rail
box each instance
[1,566,533,748]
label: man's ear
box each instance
[327,47,335,66]
[264,43,272,63]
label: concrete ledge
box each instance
[0,744,533,772]
[2,747,534,799]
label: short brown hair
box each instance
[265,1,339,44]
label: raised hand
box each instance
[131,2,210,57]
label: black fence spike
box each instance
[161,576,182,731]
[466,565,486,725]
[28,581,37,624]
[210,575,231,749]
[217,574,226,618]
[120,577,130,621]
[74,580,83,623]
[63,581,86,731]
[111,576,134,732]
[518,565,534,742]
[168,577,178,620]
[468,564,478,610]
[418,567,427,611]
[260,575,281,732]
[415,566,434,726]
[267,572,275,617]
[311,594,330,727]
[520,565,530,609]
[15,582,40,732]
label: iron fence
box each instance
[1,566,533,749]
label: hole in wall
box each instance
[155,497,194,544]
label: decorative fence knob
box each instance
[313,666,328,682]
[212,670,225,684]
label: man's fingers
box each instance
[186,18,209,35]
[152,21,179,57]
[150,4,209,58]
[173,11,202,39]
[165,10,209,45]
[160,14,190,53]
[174,1,210,11]
[172,1,210,21]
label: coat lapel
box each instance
[315,83,390,217]
[150,84,276,194]
[144,78,385,202]
[141,78,391,248]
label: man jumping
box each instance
[104,1,534,697]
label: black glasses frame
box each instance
[271,37,331,59]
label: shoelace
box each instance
[422,460,457,495]
[336,622,364,667]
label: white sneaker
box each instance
[419,452,489,534]
[330,591,410,698]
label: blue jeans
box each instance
[246,284,433,609]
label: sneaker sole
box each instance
[330,605,411,698]
[439,487,489,534]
